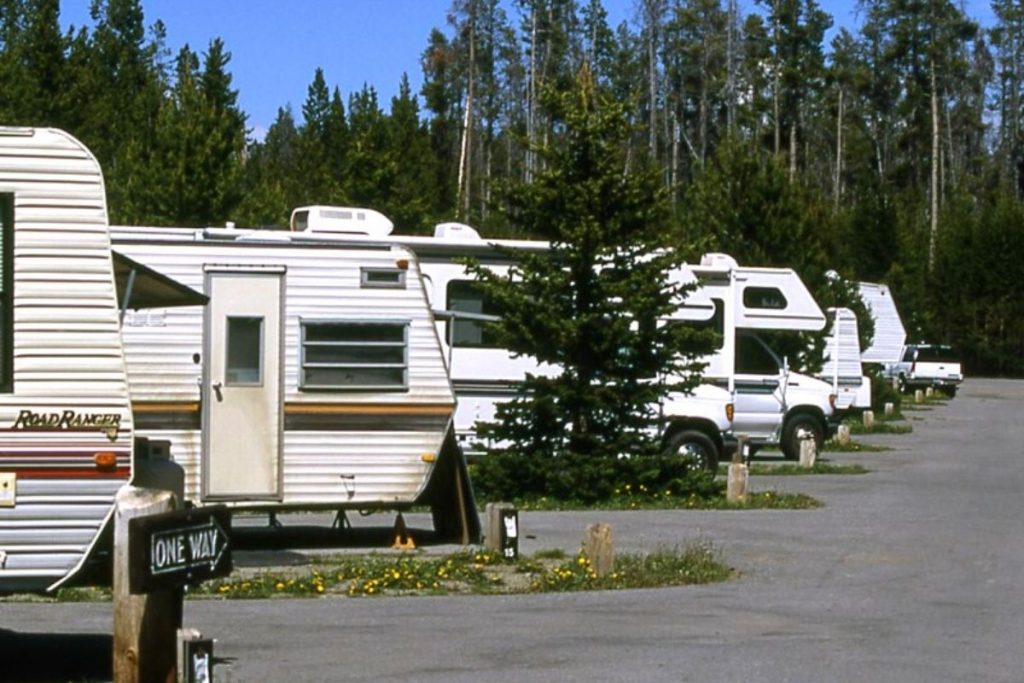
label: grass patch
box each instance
[847,420,913,435]
[823,440,891,453]
[699,491,821,510]
[192,544,733,598]
[718,461,868,476]
[510,486,820,511]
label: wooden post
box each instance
[799,436,817,467]
[727,463,748,503]
[114,486,180,683]
[837,424,851,446]
[884,402,895,417]
[583,523,614,577]
[925,386,934,398]
[862,410,875,430]
[915,389,924,404]
[484,502,518,560]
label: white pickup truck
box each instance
[884,343,963,397]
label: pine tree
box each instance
[469,69,712,500]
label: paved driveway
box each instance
[3,378,1021,682]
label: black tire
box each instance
[941,386,958,398]
[781,414,824,461]
[664,429,719,473]
[896,374,908,394]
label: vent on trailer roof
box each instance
[290,206,394,237]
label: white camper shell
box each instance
[819,307,872,412]
[0,128,206,594]
[110,225,479,543]
[858,281,907,365]
[690,254,838,459]
[291,207,735,471]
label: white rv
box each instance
[290,207,735,471]
[690,254,838,459]
[819,307,872,412]
[0,128,205,594]
[110,225,479,543]
[858,281,907,365]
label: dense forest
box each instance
[0,0,1021,375]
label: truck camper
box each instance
[290,207,735,471]
[818,307,871,413]
[0,128,206,594]
[690,254,838,459]
[110,225,479,543]
[858,281,907,365]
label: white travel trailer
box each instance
[858,281,907,365]
[818,307,872,412]
[0,128,205,594]
[110,225,480,543]
[289,207,736,471]
[690,254,838,459]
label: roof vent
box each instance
[433,222,481,240]
[290,206,394,237]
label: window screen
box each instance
[446,280,500,348]
[226,317,263,385]
[0,194,12,392]
[301,320,409,390]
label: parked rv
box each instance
[290,207,735,471]
[690,254,838,460]
[110,225,480,543]
[858,281,907,366]
[0,128,205,594]
[818,307,872,413]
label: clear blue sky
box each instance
[59,0,995,141]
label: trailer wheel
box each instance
[664,429,719,473]
[940,386,957,398]
[781,414,823,461]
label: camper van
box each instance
[0,128,206,594]
[290,207,736,471]
[690,254,838,459]
[110,225,479,543]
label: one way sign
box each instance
[129,505,232,594]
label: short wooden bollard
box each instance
[915,389,924,403]
[925,386,934,398]
[884,402,895,417]
[114,486,181,683]
[799,436,817,467]
[836,424,851,446]
[862,410,875,429]
[484,502,519,560]
[583,523,614,577]
[727,462,748,503]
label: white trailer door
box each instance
[203,269,284,500]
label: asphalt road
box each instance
[3,378,1022,682]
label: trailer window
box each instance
[743,286,787,310]
[446,280,500,348]
[361,267,406,289]
[226,317,263,385]
[0,194,11,392]
[300,320,409,390]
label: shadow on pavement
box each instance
[231,522,441,552]
[0,629,112,682]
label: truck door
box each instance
[731,332,786,441]
[203,268,284,501]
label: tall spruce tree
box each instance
[469,69,711,501]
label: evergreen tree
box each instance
[470,69,712,499]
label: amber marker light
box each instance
[94,452,118,470]
[421,453,437,463]
[725,403,734,422]
[396,258,410,270]
[829,394,837,410]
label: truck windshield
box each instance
[736,333,782,375]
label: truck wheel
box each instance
[941,386,958,398]
[665,430,719,473]
[782,415,823,461]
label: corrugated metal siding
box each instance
[0,129,132,593]
[114,232,453,508]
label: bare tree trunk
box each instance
[526,6,537,183]
[789,121,797,181]
[834,87,844,210]
[772,8,781,156]
[726,0,737,136]
[456,0,476,221]
[929,57,940,272]
[646,1,659,159]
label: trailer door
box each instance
[203,268,284,500]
